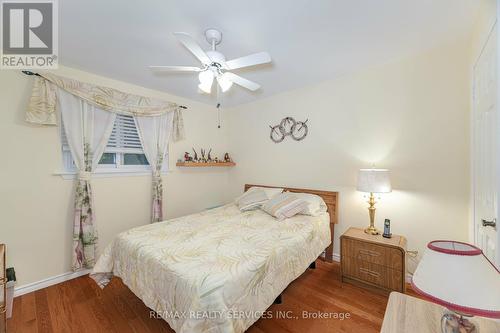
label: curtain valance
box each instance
[26,73,185,141]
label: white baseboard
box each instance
[14,269,91,297]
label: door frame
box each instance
[470,2,499,266]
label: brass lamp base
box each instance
[364,225,380,235]
[441,311,476,333]
[364,192,380,235]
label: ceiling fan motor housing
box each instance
[206,50,226,67]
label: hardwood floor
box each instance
[7,261,417,332]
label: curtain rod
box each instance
[21,70,188,110]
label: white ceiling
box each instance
[60,0,480,107]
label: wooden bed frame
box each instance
[244,184,339,263]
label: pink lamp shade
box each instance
[411,240,500,319]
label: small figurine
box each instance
[224,153,231,163]
[214,157,219,163]
[200,149,207,163]
[192,148,198,162]
[207,149,213,162]
[184,152,192,162]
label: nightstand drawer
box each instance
[343,257,403,291]
[342,238,403,270]
[340,228,407,293]
[342,238,386,266]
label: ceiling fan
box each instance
[150,29,271,94]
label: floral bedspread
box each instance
[91,204,330,333]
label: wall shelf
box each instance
[176,162,236,167]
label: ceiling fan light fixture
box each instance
[198,70,214,93]
[198,69,214,84]
[217,73,233,92]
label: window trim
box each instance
[53,169,169,180]
[58,150,168,179]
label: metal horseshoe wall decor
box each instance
[269,117,308,143]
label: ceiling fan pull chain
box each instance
[217,104,221,129]
[217,84,222,129]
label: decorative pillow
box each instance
[292,192,328,216]
[262,193,309,220]
[236,188,269,211]
[250,186,283,199]
[235,186,284,203]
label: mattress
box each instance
[91,204,331,333]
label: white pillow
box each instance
[291,192,328,216]
[236,188,269,211]
[235,186,283,203]
[262,192,309,220]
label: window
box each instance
[61,114,164,175]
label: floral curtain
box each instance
[58,89,117,270]
[26,73,185,142]
[73,161,95,270]
[26,72,186,268]
[135,112,174,222]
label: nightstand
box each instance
[340,227,407,293]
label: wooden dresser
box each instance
[340,227,407,293]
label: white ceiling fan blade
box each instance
[173,32,211,65]
[225,52,271,70]
[224,72,261,91]
[149,65,201,72]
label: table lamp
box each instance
[356,168,392,235]
[412,241,500,332]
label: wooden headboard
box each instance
[244,184,339,263]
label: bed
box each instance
[91,184,338,333]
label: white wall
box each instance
[471,0,497,61]
[0,66,229,286]
[225,39,472,271]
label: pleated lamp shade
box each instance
[411,241,500,319]
[356,169,392,193]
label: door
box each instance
[473,20,499,268]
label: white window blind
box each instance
[61,120,69,150]
[60,114,158,174]
[61,115,142,152]
[107,115,143,153]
